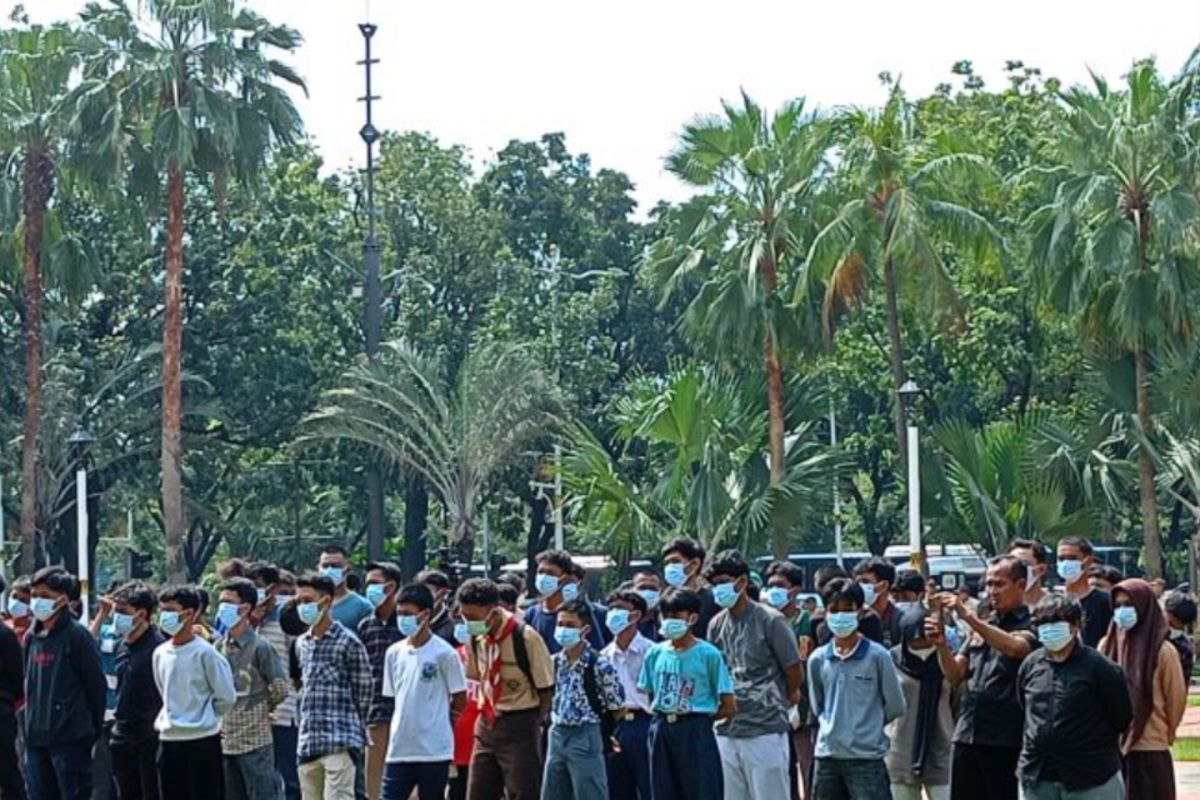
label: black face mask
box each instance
[279,598,308,637]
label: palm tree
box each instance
[299,341,562,560]
[803,83,1000,475]
[72,0,305,581]
[646,94,828,558]
[0,22,80,574]
[1027,61,1198,578]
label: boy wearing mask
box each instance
[317,545,373,633]
[110,582,166,800]
[360,562,404,800]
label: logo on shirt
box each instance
[420,662,438,682]
[656,673,695,713]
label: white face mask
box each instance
[908,645,936,659]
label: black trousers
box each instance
[158,736,224,800]
[110,738,158,800]
[950,743,1019,800]
[648,715,722,800]
[0,714,24,800]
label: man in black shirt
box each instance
[852,557,902,647]
[661,537,717,639]
[1055,537,1113,647]
[416,569,458,645]
[930,555,1037,800]
[1017,593,1131,799]
[0,573,24,800]
[110,581,167,800]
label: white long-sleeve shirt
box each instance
[153,637,237,741]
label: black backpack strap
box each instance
[510,620,538,689]
[581,649,604,718]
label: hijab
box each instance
[1100,578,1168,752]
[892,605,943,776]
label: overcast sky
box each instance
[5,0,1199,211]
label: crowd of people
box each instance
[0,535,1195,800]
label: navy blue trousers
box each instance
[26,741,93,800]
[606,713,651,800]
[648,715,722,800]
[381,761,449,800]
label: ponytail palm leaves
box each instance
[300,341,562,553]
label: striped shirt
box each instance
[296,621,373,760]
[357,612,402,726]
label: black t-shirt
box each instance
[953,605,1038,749]
[1078,589,1113,648]
[694,587,717,640]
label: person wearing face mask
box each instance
[1100,579,1185,800]
[215,578,291,800]
[1054,537,1112,648]
[415,570,458,645]
[1009,539,1050,610]
[250,567,302,800]
[541,599,625,800]
[152,584,237,800]
[853,557,903,648]
[706,551,802,800]
[358,562,404,800]
[659,538,717,640]
[294,573,374,800]
[378,583,467,800]
[808,578,906,799]
[88,580,125,800]
[631,571,663,642]
[317,545,373,635]
[1017,594,1132,800]
[764,561,812,800]
[22,567,106,800]
[108,582,166,800]
[457,578,554,800]
[0,574,24,800]
[887,606,954,800]
[5,575,33,646]
[811,565,885,647]
[449,608,482,800]
[524,551,608,655]
[601,590,653,800]
[636,587,736,800]
[1164,592,1197,687]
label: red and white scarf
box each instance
[478,614,518,724]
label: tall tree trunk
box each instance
[759,254,788,559]
[1135,345,1163,579]
[882,256,909,472]
[402,476,428,580]
[162,163,186,584]
[18,147,51,576]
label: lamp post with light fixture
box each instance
[898,379,922,574]
[68,427,96,620]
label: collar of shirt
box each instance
[604,632,650,659]
[823,636,869,662]
[554,644,595,671]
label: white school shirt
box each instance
[601,631,653,714]
[381,634,467,763]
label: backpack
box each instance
[509,620,539,690]
[581,649,615,754]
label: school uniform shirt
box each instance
[381,634,466,763]
[296,621,374,760]
[636,639,733,716]
[464,614,556,714]
[550,646,624,726]
[111,626,166,746]
[807,636,906,761]
[524,602,611,654]
[601,632,653,713]
[152,636,237,741]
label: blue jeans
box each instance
[26,741,94,800]
[541,723,608,800]
[1019,771,1124,800]
[648,715,723,800]
[272,726,300,800]
[606,713,651,800]
[225,744,282,800]
[812,758,892,800]
[381,761,449,800]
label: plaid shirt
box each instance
[550,645,625,727]
[296,622,373,760]
[216,627,291,755]
[357,612,402,726]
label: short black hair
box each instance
[416,569,451,591]
[814,564,849,591]
[396,582,434,611]
[822,577,865,609]
[1166,592,1198,625]
[535,549,575,575]
[894,569,926,595]
[196,587,210,612]
[457,578,499,608]
[661,537,705,564]
[295,573,337,597]
[1058,536,1094,557]
[11,576,31,594]
[632,567,659,581]
[1010,538,1048,564]
[366,561,403,586]
[159,585,204,612]
[570,561,587,581]
[1031,592,1083,626]
[246,562,281,586]
[853,557,896,586]
[607,588,648,615]
[988,554,1029,584]
[659,587,701,615]
[216,559,247,580]
[319,543,348,558]
[31,566,76,596]
[764,561,805,589]
[705,549,750,581]
[1089,564,1123,585]
[497,583,520,607]
[220,578,259,608]
[557,598,592,623]
[114,581,158,613]
[496,572,525,593]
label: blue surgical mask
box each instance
[1056,559,1083,583]
[112,612,135,636]
[454,622,470,644]
[320,566,346,586]
[664,563,688,588]
[366,584,389,608]
[30,597,59,622]
[1037,621,1074,652]
[858,582,877,607]
[1113,606,1138,631]
[6,597,28,619]
[764,587,791,609]
[216,602,242,630]
[159,611,185,637]
[638,589,660,609]
[660,618,690,640]
[713,582,741,609]
[274,594,295,608]
[896,601,919,616]
[535,573,560,598]
[606,608,632,635]
[298,602,322,627]
[397,614,420,637]
[561,582,580,603]
[827,611,860,639]
[554,626,582,648]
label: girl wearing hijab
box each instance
[886,605,955,800]
[1100,578,1187,799]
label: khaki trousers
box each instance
[299,751,356,800]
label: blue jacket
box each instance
[808,635,906,760]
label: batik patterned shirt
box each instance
[550,645,625,727]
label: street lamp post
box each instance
[68,428,96,621]
[898,379,922,574]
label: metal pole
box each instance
[0,474,6,582]
[830,398,843,568]
[482,508,490,576]
[359,22,386,561]
[907,424,923,574]
[553,444,564,550]
[76,467,89,622]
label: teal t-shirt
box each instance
[637,638,733,715]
